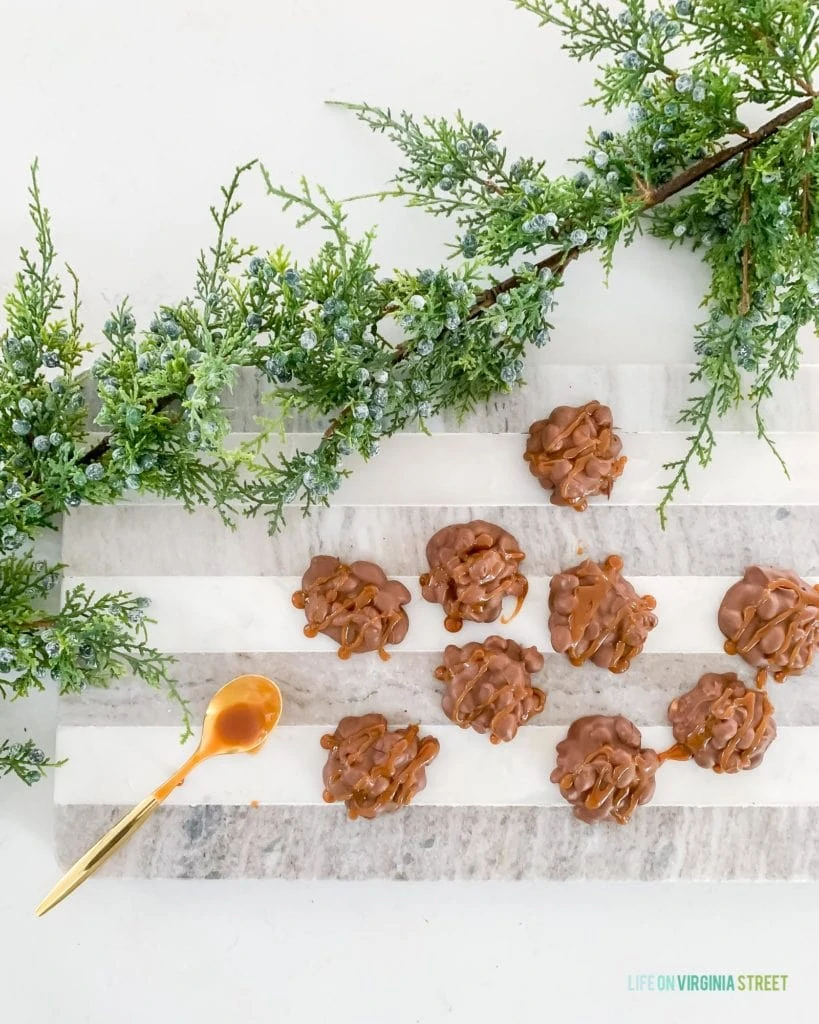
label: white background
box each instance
[1,2,817,1022]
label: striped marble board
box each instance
[54,362,819,880]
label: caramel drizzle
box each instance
[321,721,439,818]
[564,556,655,673]
[293,564,403,661]
[558,743,652,825]
[663,687,774,773]
[657,743,691,765]
[723,577,819,683]
[436,652,545,743]
[524,402,626,510]
[421,543,527,632]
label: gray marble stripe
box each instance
[60,502,819,577]
[57,651,819,728]
[83,363,819,433]
[54,803,819,880]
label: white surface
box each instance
[2,1,819,1022]
[289,432,819,506]
[55,725,819,809]
[124,431,819,507]
[62,574,768,653]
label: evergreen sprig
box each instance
[0,737,64,786]
[0,551,190,735]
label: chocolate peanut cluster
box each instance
[524,401,626,510]
[667,671,776,773]
[548,554,657,673]
[320,714,440,820]
[551,715,660,824]
[292,556,410,660]
[718,564,819,684]
[420,520,528,632]
[435,636,546,744]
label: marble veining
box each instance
[57,651,819,728]
[54,804,819,880]
[61,501,819,577]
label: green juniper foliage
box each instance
[0,166,190,779]
[0,737,64,786]
[0,553,187,728]
[89,159,556,531]
[2,1,819,784]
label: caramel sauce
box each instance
[321,719,439,819]
[558,742,651,824]
[663,687,774,773]
[148,675,282,804]
[724,577,819,683]
[500,585,528,625]
[294,565,402,660]
[658,743,691,764]
[523,402,626,510]
[422,547,527,632]
[563,555,655,673]
[569,570,612,644]
[442,651,545,744]
[151,677,282,802]
[214,702,267,748]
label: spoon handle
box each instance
[35,795,159,917]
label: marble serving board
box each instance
[54,362,819,880]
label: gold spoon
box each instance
[36,673,282,917]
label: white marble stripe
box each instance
[433,362,819,433]
[108,432,819,507]
[64,574,809,655]
[54,725,818,809]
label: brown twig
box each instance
[802,128,813,236]
[644,96,815,208]
[469,247,579,317]
[739,152,752,316]
[79,391,183,466]
[471,97,815,314]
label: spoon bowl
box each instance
[36,674,283,916]
[203,673,283,754]
[153,674,282,801]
